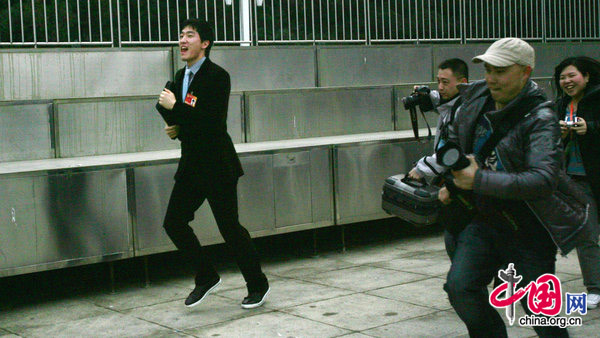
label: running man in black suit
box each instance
[156,18,269,309]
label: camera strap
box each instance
[409,106,433,142]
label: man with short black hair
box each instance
[156,18,269,309]
[408,58,469,181]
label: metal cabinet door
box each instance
[335,141,433,224]
[238,154,275,233]
[0,177,37,272]
[34,170,131,264]
[273,151,312,228]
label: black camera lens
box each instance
[436,141,470,170]
[402,94,421,110]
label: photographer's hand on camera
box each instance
[571,117,588,135]
[438,186,452,205]
[451,155,479,190]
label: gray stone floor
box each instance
[1,225,599,337]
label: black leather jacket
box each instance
[448,79,588,254]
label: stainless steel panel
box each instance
[173,46,317,91]
[134,155,274,255]
[317,46,433,87]
[0,50,172,101]
[33,169,131,264]
[237,154,275,232]
[55,97,178,157]
[0,101,54,161]
[532,42,600,80]
[335,141,433,224]
[309,148,334,225]
[228,93,244,143]
[394,84,438,132]
[0,177,37,269]
[273,151,312,227]
[246,87,394,142]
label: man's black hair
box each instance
[438,58,469,81]
[180,18,214,57]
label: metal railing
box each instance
[253,0,368,44]
[1,0,599,47]
[117,0,248,46]
[0,0,114,46]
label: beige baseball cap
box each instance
[472,37,535,68]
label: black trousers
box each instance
[163,174,267,291]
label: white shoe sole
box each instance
[186,279,221,308]
[241,287,270,309]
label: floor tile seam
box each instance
[258,290,363,311]
[358,292,447,313]
[0,327,22,337]
[279,272,443,294]
[117,311,201,337]
[365,259,451,270]
[266,269,357,280]
[364,255,451,264]
[394,250,449,259]
[361,263,449,277]
[117,293,233,314]
[92,295,191,312]
[5,308,186,336]
[279,272,373,292]
[362,291,452,312]
[358,308,450,333]
[213,274,355,298]
[183,308,279,332]
[274,308,363,334]
[333,331,377,338]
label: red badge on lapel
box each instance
[184,93,197,107]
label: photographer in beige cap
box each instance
[440,37,585,337]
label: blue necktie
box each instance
[182,69,193,101]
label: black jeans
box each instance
[445,218,568,338]
[163,174,267,292]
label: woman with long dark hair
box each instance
[554,56,600,309]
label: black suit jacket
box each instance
[156,58,243,181]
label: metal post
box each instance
[109,261,115,294]
[341,224,346,252]
[240,0,251,46]
[312,229,318,257]
[143,256,150,288]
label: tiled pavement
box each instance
[1,222,599,337]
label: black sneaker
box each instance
[241,285,270,309]
[185,278,221,307]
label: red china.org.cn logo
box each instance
[489,263,585,328]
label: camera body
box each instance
[565,116,577,127]
[402,85,433,111]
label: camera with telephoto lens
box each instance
[402,85,433,111]
[436,141,470,170]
